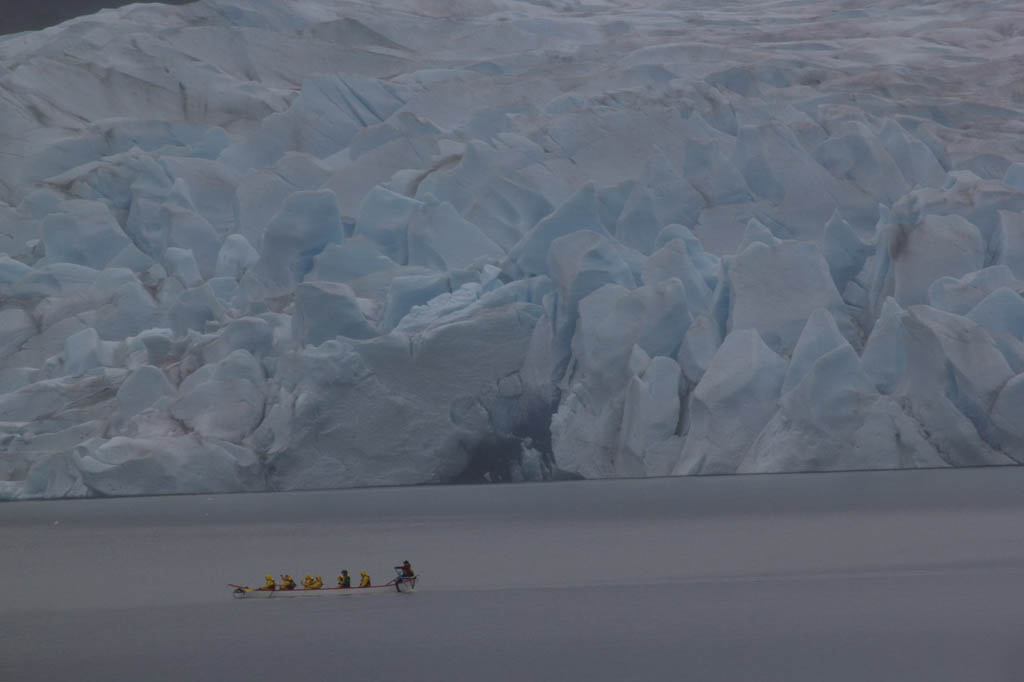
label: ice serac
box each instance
[614,154,704,254]
[64,328,105,376]
[308,238,388,281]
[0,255,33,286]
[251,189,343,296]
[541,229,637,386]
[324,116,440,220]
[509,184,607,277]
[993,211,1024,279]
[737,217,778,251]
[862,300,1016,465]
[292,281,376,345]
[966,288,1024,341]
[215,234,260,280]
[675,329,786,475]
[677,313,722,386]
[221,74,407,169]
[407,197,505,271]
[742,344,947,473]
[680,136,751,207]
[782,309,847,394]
[379,273,453,333]
[879,119,946,189]
[1005,164,1024,191]
[742,310,947,473]
[256,301,540,490]
[0,308,36,363]
[655,224,720,290]
[824,211,873,296]
[164,247,202,288]
[991,374,1024,456]
[733,122,843,240]
[42,201,132,270]
[552,279,690,478]
[170,283,224,337]
[113,365,176,430]
[157,185,222,279]
[423,164,553,253]
[201,316,276,364]
[861,297,908,395]
[642,239,712,312]
[889,172,1024,245]
[171,349,266,443]
[928,266,1022,316]
[354,186,421,265]
[233,154,330,251]
[815,121,910,206]
[617,356,682,476]
[889,214,985,307]
[727,239,854,354]
[74,435,263,497]
[910,306,1014,452]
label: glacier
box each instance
[2,0,1024,498]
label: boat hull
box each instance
[230,577,417,599]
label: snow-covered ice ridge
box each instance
[2,0,1024,499]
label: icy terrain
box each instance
[2,0,1024,498]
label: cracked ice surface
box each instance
[2,0,1024,498]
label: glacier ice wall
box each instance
[2,0,1024,498]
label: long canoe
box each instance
[229,576,418,598]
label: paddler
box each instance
[301,574,314,589]
[338,570,351,588]
[260,574,276,591]
[398,560,414,577]
[359,570,371,588]
[311,575,323,589]
[280,574,296,590]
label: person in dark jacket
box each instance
[338,570,351,588]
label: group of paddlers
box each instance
[258,561,414,591]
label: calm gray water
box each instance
[3,469,1024,681]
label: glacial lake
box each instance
[3,468,1024,681]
